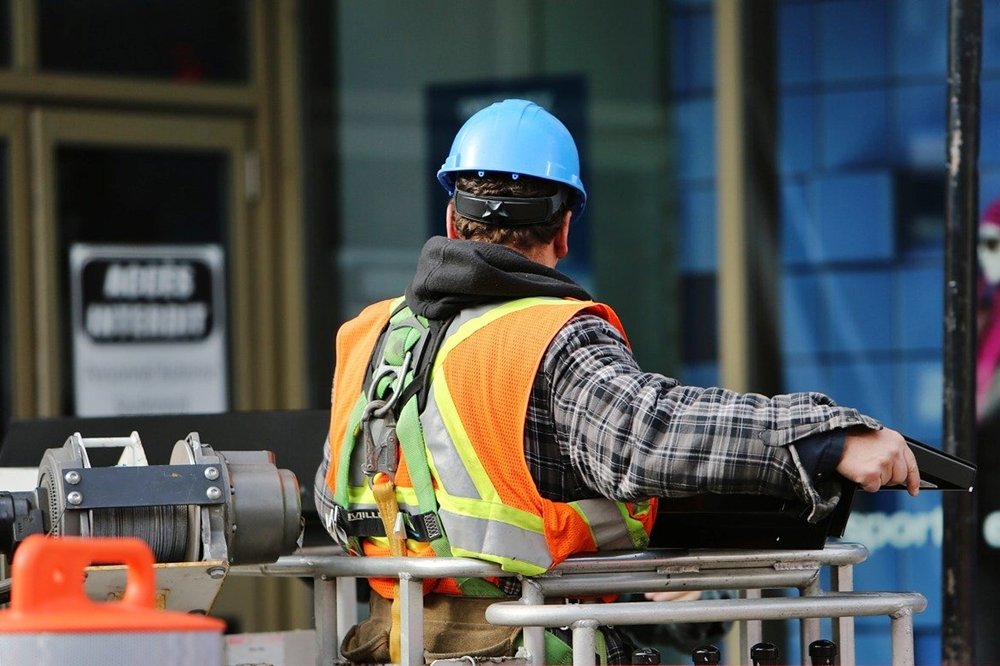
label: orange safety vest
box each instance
[324,297,657,598]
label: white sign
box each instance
[70,244,229,416]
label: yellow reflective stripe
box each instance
[449,545,548,577]
[366,535,436,553]
[333,393,368,506]
[349,486,375,504]
[436,297,566,358]
[439,493,544,532]
[388,295,406,312]
[348,484,419,507]
[449,547,544,575]
[420,391,482,499]
[430,375,498,501]
[431,297,577,502]
[616,502,651,549]
[570,498,650,550]
[568,502,598,545]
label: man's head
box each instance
[436,99,586,263]
[449,173,570,252]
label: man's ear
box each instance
[554,210,572,260]
[445,201,459,239]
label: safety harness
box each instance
[327,300,503,662]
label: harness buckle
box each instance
[362,405,399,476]
[327,504,359,554]
[361,349,411,477]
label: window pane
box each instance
[0,1,11,68]
[56,147,226,244]
[38,0,249,83]
[54,146,229,414]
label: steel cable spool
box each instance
[90,505,190,563]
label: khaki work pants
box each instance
[341,592,521,663]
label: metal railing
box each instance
[231,541,926,666]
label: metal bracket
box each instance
[60,465,225,509]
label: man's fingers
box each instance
[889,446,921,496]
[905,450,921,496]
[644,590,702,602]
[891,451,909,489]
[837,427,920,495]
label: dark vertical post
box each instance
[714,0,780,397]
[744,0,781,399]
[942,1,981,664]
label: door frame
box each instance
[1,1,307,417]
[0,105,33,417]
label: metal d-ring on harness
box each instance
[361,349,412,480]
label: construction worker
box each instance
[314,98,920,664]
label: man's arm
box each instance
[544,315,919,516]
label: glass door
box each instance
[28,109,257,416]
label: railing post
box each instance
[738,588,762,665]
[942,0,982,661]
[314,575,338,666]
[336,576,357,655]
[800,577,823,662]
[399,573,424,666]
[521,578,547,666]
[831,564,855,666]
[890,608,916,666]
[571,619,599,666]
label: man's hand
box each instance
[836,427,920,496]
[644,590,702,602]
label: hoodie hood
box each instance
[404,236,591,319]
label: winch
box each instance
[0,430,302,567]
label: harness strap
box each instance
[372,472,406,664]
[396,396,504,597]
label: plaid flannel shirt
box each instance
[525,314,878,517]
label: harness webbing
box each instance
[334,301,503,598]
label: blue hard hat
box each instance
[437,99,587,218]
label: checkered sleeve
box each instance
[543,315,881,522]
[313,435,340,539]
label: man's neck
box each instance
[502,242,558,269]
